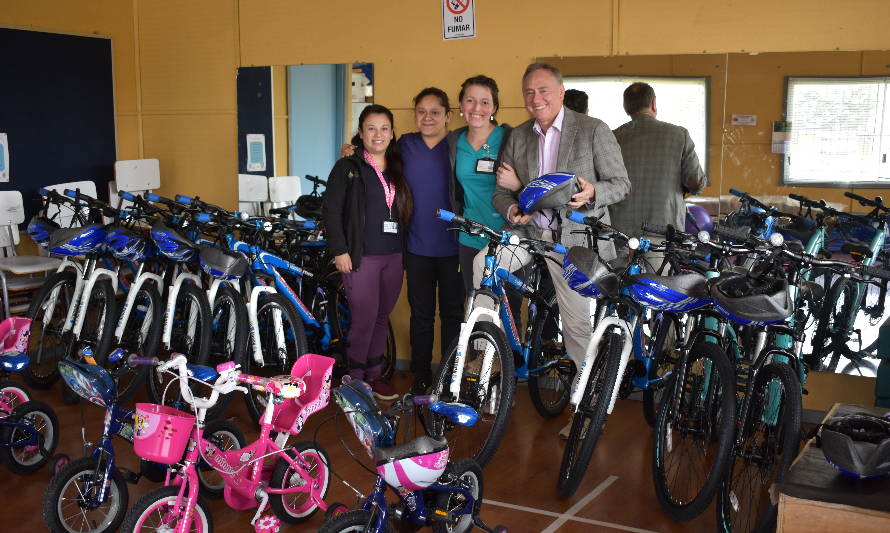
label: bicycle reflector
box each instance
[518,172,579,213]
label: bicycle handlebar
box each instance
[844,191,888,212]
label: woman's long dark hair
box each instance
[351,104,413,226]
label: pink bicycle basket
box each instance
[133,403,195,464]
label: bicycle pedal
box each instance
[253,514,281,533]
[117,466,141,484]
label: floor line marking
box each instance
[485,492,659,533]
[541,474,618,533]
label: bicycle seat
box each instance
[374,435,449,490]
[841,241,872,259]
[628,273,710,313]
[429,401,479,427]
[187,364,217,383]
[0,351,28,372]
[47,224,107,256]
[271,353,335,435]
[797,280,825,303]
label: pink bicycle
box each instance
[121,352,335,532]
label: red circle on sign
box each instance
[446,0,470,15]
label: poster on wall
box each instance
[246,133,267,172]
[442,0,476,40]
[0,133,8,182]
[772,121,791,154]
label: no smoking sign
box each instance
[442,0,476,40]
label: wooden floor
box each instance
[1,371,720,533]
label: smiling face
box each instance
[359,113,394,156]
[523,68,565,128]
[459,84,496,128]
[414,94,450,138]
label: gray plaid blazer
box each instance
[492,108,630,259]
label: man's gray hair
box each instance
[523,62,563,85]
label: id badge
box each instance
[382,220,399,234]
[476,158,496,174]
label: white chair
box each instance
[268,176,302,219]
[239,174,269,216]
[0,191,62,318]
[112,159,161,211]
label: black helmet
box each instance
[295,195,323,220]
[820,413,890,479]
[709,273,792,326]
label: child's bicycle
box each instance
[122,351,336,532]
[43,346,240,533]
[321,380,508,533]
[0,316,64,475]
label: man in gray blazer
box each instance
[491,62,630,438]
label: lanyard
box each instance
[363,150,395,218]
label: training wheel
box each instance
[49,454,70,477]
[324,502,350,522]
[492,527,508,533]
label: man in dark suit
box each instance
[491,62,630,438]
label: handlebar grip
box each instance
[231,212,249,221]
[269,205,297,216]
[789,193,807,203]
[412,394,438,406]
[642,223,668,235]
[713,223,751,242]
[864,265,890,281]
[64,189,81,199]
[566,210,587,224]
[38,188,49,196]
[145,193,161,202]
[437,209,456,222]
[553,243,568,255]
[175,194,193,205]
[302,220,317,230]
[118,191,136,201]
[127,354,159,367]
[729,188,744,197]
[195,212,212,223]
[306,175,327,186]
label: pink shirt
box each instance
[530,107,565,230]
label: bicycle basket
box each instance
[47,224,107,256]
[375,435,449,491]
[562,246,619,298]
[58,359,117,407]
[198,245,248,281]
[133,403,195,464]
[27,215,59,249]
[332,380,395,458]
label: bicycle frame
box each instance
[359,474,476,532]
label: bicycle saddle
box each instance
[841,241,873,259]
[0,351,28,372]
[186,364,217,383]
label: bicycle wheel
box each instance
[108,283,162,403]
[557,330,622,499]
[318,510,374,533]
[78,278,116,366]
[716,362,801,533]
[25,271,77,388]
[528,288,572,419]
[204,285,247,419]
[197,419,245,498]
[432,321,515,468]
[807,277,855,372]
[240,293,308,423]
[122,485,212,533]
[432,458,484,533]
[43,455,128,533]
[653,341,736,521]
[643,312,680,427]
[0,400,59,474]
[0,380,30,415]
[147,283,211,407]
[269,441,331,523]
[841,357,878,377]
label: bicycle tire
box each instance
[109,283,163,404]
[0,400,59,474]
[239,293,308,423]
[807,277,855,372]
[203,285,248,419]
[197,419,245,498]
[25,271,77,388]
[841,357,878,377]
[716,362,802,533]
[432,458,484,533]
[318,510,375,533]
[557,329,622,499]
[431,321,515,468]
[147,283,211,407]
[79,278,116,366]
[121,485,213,533]
[43,455,128,533]
[269,441,331,523]
[528,288,571,419]
[653,341,736,521]
[642,312,680,428]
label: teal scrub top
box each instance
[455,126,506,250]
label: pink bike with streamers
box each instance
[122,352,335,533]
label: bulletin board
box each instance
[237,66,275,176]
[0,28,116,222]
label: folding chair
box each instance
[268,176,302,219]
[239,174,269,216]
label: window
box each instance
[564,76,709,173]
[784,77,890,186]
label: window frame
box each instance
[563,74,711,176]
[781,75,890,188]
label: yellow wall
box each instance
[4,0,890,405]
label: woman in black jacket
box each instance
[322,104,413,400]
